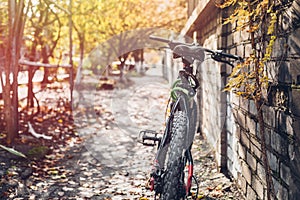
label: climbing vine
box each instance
[217,0,282,199]
[221,0,277,98]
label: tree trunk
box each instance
[42,45,50,84]
[4,0,26,144]
[69,0,73,103]
[75,33,84,84]
[118,53,129,82]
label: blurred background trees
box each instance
[0,0,186,143]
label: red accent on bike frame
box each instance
[186,164,193,193]
[150,159,159,191]
[150,177,155,191]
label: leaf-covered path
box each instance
[0,68,245,199]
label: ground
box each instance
[0,67,245,199]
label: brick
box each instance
[238,143,246,160]
[280,162,291,186]
[235,109,246,126]
[231,93,240,106]
[244,43,252,57]
[240,98,249,111]
[246,184,257,200]
[241,130,250,148]
[237,172,247,194]
[271,132,288,156]
[262,105,275,128]
[257,162,267,186]
[240,29,250,42]
[271,132,281,154]
[250,137,262,159]
[226,32,234,47]
[264,128,272,147]
[247,151,257,171]
[236,44,244,59]
[267,151,278,172]
[247,116,257,135]
[250,140,262,159]
[233,31,241,44]
[234,124,241,141]
[242,160,252,184]
[232,164,240,178]
[272,177,289,200]
[249,100,257,115]
[286,116,293,135]
[252,175,265,200]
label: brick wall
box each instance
[182,1,300,199]
[224,3,300,200]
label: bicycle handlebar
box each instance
[150,35,243,64]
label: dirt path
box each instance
[0,67,245,200]
[72,70,170,199]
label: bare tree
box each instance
[1,0,29,144]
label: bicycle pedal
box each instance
[138,130,161,146]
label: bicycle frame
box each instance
[152,59,198,197]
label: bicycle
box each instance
[139,35,243,200]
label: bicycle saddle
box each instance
[173,45,205,62]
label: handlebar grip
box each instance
[218,51,243,61]
[149,35,170,43]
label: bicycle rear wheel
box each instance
[160,110,187,200]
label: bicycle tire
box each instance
[160,110,187,200]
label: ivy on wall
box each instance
[216,1,289,199]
